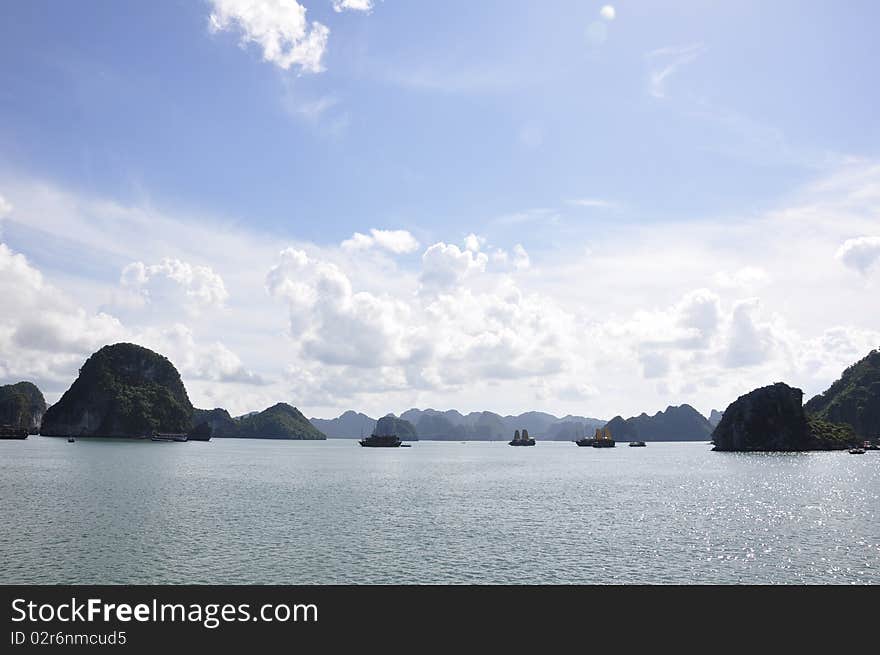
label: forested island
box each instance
[37,343,325,440]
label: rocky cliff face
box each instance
[804,349,880,439]
[712,383,812,451]
[192,407,240,438]
[40,343,193,437]
[0,381,47,432]
[374,414,418,441]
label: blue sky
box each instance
[1,1,879,420]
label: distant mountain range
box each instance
[596,404,715,442]
[310,408,607,440]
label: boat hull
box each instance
[359,435,402,447]
[508,440,535,446]
[0,426,28,439]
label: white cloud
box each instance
[4,160,880,419]
[138,323,266,386]
[647,43,705,99]
[512,244,530,270]
[208,0,329,73]
[723,298,783,368]
[0,243,126,390]
[120,258,229,312]
[341,228,419,254]
[463,233,484,253]
[419,242,488,292]
[332,0,373,12]
[599,5,616,21]
[266,247,423,368]
[836,235,880,274]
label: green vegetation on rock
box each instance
[806,416,859,450]
[192,407,240,437]
[238,403,326,439]
[40,343,193,437]
[0,381,47,431]
[805,349,880,439]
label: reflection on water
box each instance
[1,438,877,584]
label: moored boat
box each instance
[359,433,402,448]
[629,441,647,447]
[574,430,596,447]
[592,427,615,448]
[509,429,535,446]
[151,433,188,442]
[0,424,28,440]
[849,447,866,454]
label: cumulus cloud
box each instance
[332,0,373,12]
[267,248,422,368]
[419,242,488,292]
[267,245,575,393]
[0,243,126,389]
[463,233,484,253]
[341,228,419,254]
[723,298,783,368]
[512,244,530,270]
[138,323,266,386]
[120,258,229,312]
[836,236,880,274]
[5,159,880,419]
[208,0,329,73]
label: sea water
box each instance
[1,438,877,584]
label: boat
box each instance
[575,428,602,447]
[152,432,189,442]
[67,436,75,443]
[592,427,615,448]
[150,432,188,442]
[849,447,865,455]
[629,441,647,447]
[359,433,402,448]
[509,429,536,446]
[0,424,28,440]
[574,429,597,447]
[862,440,878,451]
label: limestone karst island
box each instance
[3,341,878,452]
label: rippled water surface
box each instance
[1,438,878,584]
